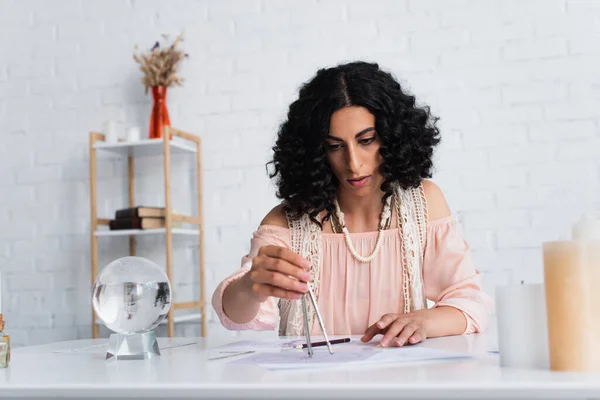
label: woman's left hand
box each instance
[360,311,430,347]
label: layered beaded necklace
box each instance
[332,194,393,263]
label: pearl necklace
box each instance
[333,195,392,263]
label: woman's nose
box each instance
[346,145,361,173]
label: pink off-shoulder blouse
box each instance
[212,216,493,335]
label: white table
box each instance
[1,333,599,399]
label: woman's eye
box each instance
[359,137,375,145]
[326,143,342,151]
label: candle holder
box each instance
[542,212,600,371]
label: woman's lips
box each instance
[347,176,370,188]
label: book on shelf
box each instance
[115,206,165,219]
[109,217,165,230]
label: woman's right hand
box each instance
[244,245,312,302]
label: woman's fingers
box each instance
[392,324,418,347]
[260,246,311,275]
[360,323,382,342]
[361,314,398,343]
[375,313,398,330]
[250,268,309,294]
[249,246,313,300]
[363,313,427,346]
[380,319,412,347]
[408,331,425,345]
[255,247,312,283]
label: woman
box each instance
[212,61,493,347]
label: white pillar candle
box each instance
[126,126,141,142]
[496,282,549,369]
[103,120,118,144]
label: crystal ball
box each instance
[92,256,171,335]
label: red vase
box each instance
[149,86,171,139]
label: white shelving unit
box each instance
[89,127,206,339]
[94,228,200,237]
[93,138,196,157]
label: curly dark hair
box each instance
[267,61,441,226]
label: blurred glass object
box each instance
[93,256,171,334]
[92,257,171,360]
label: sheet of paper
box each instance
[229,346,470,370]
[230,348,377,369]
[366,346,471,364]
[208,338,305,352]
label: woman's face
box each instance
[325,106,384,196]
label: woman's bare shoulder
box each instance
[421,179,451,221]
[260,203,288,228]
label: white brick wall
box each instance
[1,0,599,347]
